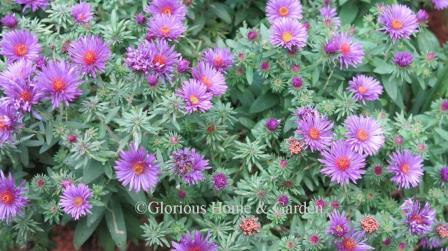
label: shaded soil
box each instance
[429,9,448,45]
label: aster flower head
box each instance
[348,75,383,102]
[171,231,218,251]
[147,39,180,78]
[125,41,154,73]
[266,118,281,132]
[176,79,213,113]
[295,106,319,120]
[416,10,429,24]
[68,35,111,77]
[177,58,190,73]
[328,211,351,237]
[0,102,21,144]
[192,62,227,96]
[171,148,211,185]
[433,0,448,10]
[148,14,186,40]
[212,172,228,191]
[344,116,385,156]
[325,33,364,69]
[114,145,160,192]
[202,48,234,72]
[16,0,49,12]
[266,0,303,23]
[59,184,92,220]
[336,232,374,251]
[320,6,341,27]
[135,13,146,25]
[71,2,94,24]
[0,171,27,222]
[145,0,187,20]
[320,140,366,185]
[0,30,41,62]
[297,114,334,152]
[1,14,18,29]
[401,199,436,235]
[388,150,424,189]
[394,51,413,68]
[270,18,308,50]
[440,167,448,182]
[36,60,82,109]
[379,4,418,41]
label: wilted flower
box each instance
[344,116,385,156]
[266,0,302,22]
[360,216,379,234]
[171,148,211,185]
[59,184,92,220]
[68,35,111,77]
[270,18,308,50]
[71,2,93,24]
[394,51,413,68]
[328,211,351,237]
[0,30,41,62]
[240,216,261,236]
[176,79,213,113]
[148,14,186,40]
[171,231,218,251]
[145,0,187,20]
[324,33,364,69]
[379,4,418,41]
[401,199,435,235]
[0,171,27,222]
[192,62,227,96]
[1,14,18,29]
[347,75,383,102]
[388,150,424,189]
[202,48,234,72]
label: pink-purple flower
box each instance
[394,51,413,68]
[192,62,227,96]
[401,199,436,235]
[0,30,42,62]
[171,231,218,251]
[202,48,234,72]
[335,232,373,251]
[68,35,111,77]
[270,18,308,50]
[328,211,351,237]
[0,102,21,144]
[148,14,186,40]
[145,0,187,20]
[0,171,27,222]
[347,75,383,102]
[320,6,341,28]
[432,0,448,10]
[266,0,303,23]
[344,116,385,156]
[388,150,424,189]
[212,172,228,191]
[71,2,94,24]
[324,33,364,69]
[171,148,211,185]
[176,79,213,113]
[1,14,18,29]
[59,183,92,220]
[297,114,334,152]
[379,4,418,41]
[16,0,49,12]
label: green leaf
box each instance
[246,67,254,85]
[249,93,278,113]
[73,216,102,249]
[209,3,232,24]
[82,160,105,184]
[417,29,440,53]
[105,201,127,251]
[435,128,448,141]
[339,1,359,24]
[382,76,398,100]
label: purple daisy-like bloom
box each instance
[295,106,319,120]
[347,75,383,102]
[68,35,111,77]
[270,18,308,50]
[1,14,18,29]
[328,211,351,237]
[266,118,281,132]
[71,2,93,24]
[416,10,429,24]
[37,61,82,109]
[148,39,180,78]
[114,145,160,192]
[388,150,424,189]
[344,116,385,156]
[320,140,366,185]
[379,4,418,41]
[335,232,373,251]
[277,194,289,206]
[401,199,435,235]
[202,48,234,72]
[266,0,302,23]
[125,41,154,73]
[171,148,211,185]
[0,30,41,63]
[145,0,187,20]
[192,62,227,96]
[0,171,27,223]
[440,167,448,182]
[320,6,341,27]
[59,184,92,220]
[148,14,186,41]
[325,33,364,69]
[297,114,333,152]
[171,231,218,251]
[16,0,49,12]
[0,102,21,144]
[394,51,413,68]
[176,79,213,113]
[433,0,448,10]
[212,172,228,191]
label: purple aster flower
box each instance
[0,171,27,223]
[291,76,303,88]
[347,75,383,102]
[394,51,413,68]
[1,14,18,29]
[433,0,448,10]
[344,116,385,156]
[177,58,190,73]
[192,62,227,96]
[321,6,341,27]
[401,199,435,235]
[441,167,448,182]
[270,18,308,50]
[59,184,92,220]
[146,74,159,87]
[171,148,211,185]
[16,0,49,12]
[248,30,258,41]
[324,33,364,69]
[71,2,93,24]
[114,145,160,192]
[0,102,21,144]
[68,35,111,77]
[328,211,351,237]
[176,79,213,113]
[148,14,186,41]
[0,30,41,62]
[297,114,333,152]
[212,172,228,191]
[379,4,418,41]
[148,39,180,78]
[135,13,146,25]
[125,41,154,73]
[335,232,373,251]
[388,150,424,189]
[0,58,34,85]
[416,10,429,24]
[277,194,289,206]
[295,106,319,120]
[320,140,366,185]
[266,118,281,132]
[145,0,187,20]
[171,231,218,251]
[266,0,303,23]
[202,48,234,72]
[36,60,82,109]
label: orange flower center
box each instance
[187,246,201,251]
[391,19,403,30]
[340,42,351,55]
[73,196,84,207]
[213,56,223,67]
[411,214,423,224]
[400,163,410,174]
[160,26,171,36]
[342,238,357,250]
[0,190,14,205]
[153,55,167,66]
[336,156,350,171]
[133,161,146,175]
[282,32,293,43]
[0,116,9,131]
[78,13,86,21]
[308,127,320,140]
[83,50,97,65]
[279,6,289,16]
[201,75,212,87]
[162,6,173,15]
[20,90,32,101]
[357,85,368,95]
[52,79,66,93]
[14,43,28,56]
[356,129,369,141]
[189,95,200,105]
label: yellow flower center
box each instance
[282,32,293,43]
[357,85,368,95]
[340,42,351,55]
[201,75,212,87]
[83,50,97,65]
[279,6,289,16]
[73,196,84,207]
[0,190,14,205]
[52,79,66,92]
[400,163,410,174]
[162,6,173,15]
[160,26,171,36]
[189,95,200,105]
